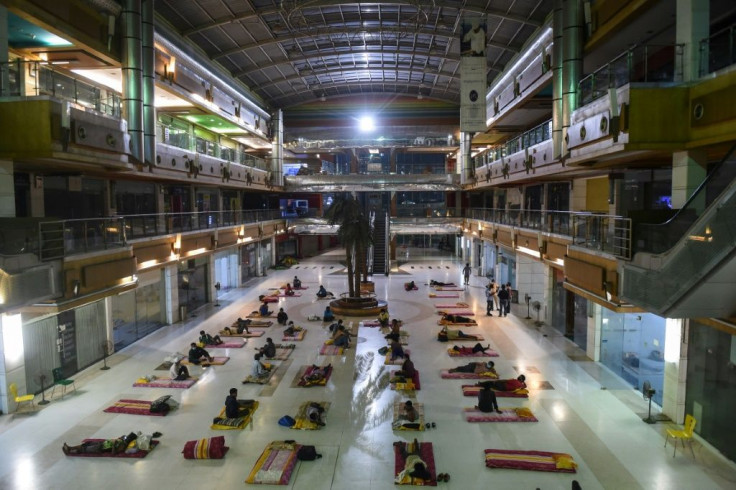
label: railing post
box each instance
[644,45,649,82]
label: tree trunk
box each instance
[346,245,355,298]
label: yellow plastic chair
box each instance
[8,383,35,413]
[50,368,76,399]
[664,414,697,458]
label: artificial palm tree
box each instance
[324,194,373,298]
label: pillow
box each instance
[514,407,534,418]
[553,453,577,470]
[182,436,228,459]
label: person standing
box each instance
[488,280,499,312]
[485,285,494,316]
[462,263,472,285]
[498,285,510,317]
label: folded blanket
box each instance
[319,344,344,355]
[64,439,159,458]
[447,347,498,357]
[440,370,498,379]
[133,377,198,388]
[390,370,421,391]
[181,356,230,366]
[103,399,168,416]
[220,329,265,338]
[461,385,529,398]
[394,441,437,486]
[245,441,301,485]
[392,401,425,431]
[292,401,331,430]
[182,436,229,459]
[282,329,306,341]
[385,348,411,365]
[296,365,333,387]
[484,449,577,473]
[211,401,259,430]
[463,407,538,422]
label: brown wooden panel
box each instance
[83,256,137,290]
[546,242,567,262]
[496,230,513,247]
[134,242,172,264]
[181,235,213,253]
[218,229,239,247]
[564,255,605,295]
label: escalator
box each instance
[621,145,736,318]
[372,210,390,275]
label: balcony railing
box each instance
[38,209,281,260]
[468,208,632,259]
[474,119,552,168]
[0,60,121,117]
[700,22,736,76]
[578,44,684,105]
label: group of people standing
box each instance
[485,279,512,317]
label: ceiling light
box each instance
[358,115,375,132]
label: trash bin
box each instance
[179,305,187,321]
[510,289,519,304]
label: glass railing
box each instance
[468,208,632,259]
[0,60,121,117]
[700,23,736,76]
[284,133,458,150]
[38,209,282,260]
[474,119,552,168]
[579,44,684,105]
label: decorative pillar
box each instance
[662,318,687,423]
[141,0,156,167]
[29,173,44,217]
[460,132,473,184]
[552,0,564,159]
[162,263,179,324]
[676,0,709,81]
[271,109,284,186]
[121,0,144,163]
[561,0,583,156]
[0,313,26,414]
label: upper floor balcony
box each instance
[699,22,736,77]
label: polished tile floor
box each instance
[1,250,735,490]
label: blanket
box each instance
[440,370,498,379]
[103,399,167,416]
[432,287,464,291]
[461,385,529,398]
[447,347,498,357]
[282,329,306,341]
[463,407,538,422]
[296,365,333,387]
[439,333,485,342]
[247,312,273,318]
[385,348,411,365]
[242,368,276,385]
[390,370,421,391]
[319,343,344,355]
[292,401,331,430]
[220,329,265,338]
[392,401,425,431]
[484,449,577,473]
[437,310,474,316]
[181,356,230,366]
[438,320,477,326]
[245,441,301,485]
[211,401,259,430]
[267,346,295,361]
[64,439,159,458]
[182,436,229,459]
[428,293,459,298]
[394,441,437,486]
[133,377,198,389]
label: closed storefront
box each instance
[111,274,164,350]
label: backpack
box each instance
[297,445,321,461]
[278,415,296,427]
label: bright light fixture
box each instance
[358,115,375,132]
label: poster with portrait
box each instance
[460,16,487,57]
[460,15,488,132]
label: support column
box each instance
[516,254,546,312]
[460,132,473,184]
[671,150,706,211]
[561,0,583,156]
[163,263,179,324]
[271,110,284,186]
[121,0,144,163]
[0,6,9,97]
[662,318,687,423]
[588,303,601,361]
[676,0,709,81]
[103,297,114,349]
[0,160,15,218]
[552,0,563,159]
[141,0,156,167]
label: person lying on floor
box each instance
[169,359,190,381]
[199,330,223,345]
[301,364,331,384]
[323,306,335,322]
[430,280,453,286]
[393,354,416,379]
[441,313,472,323]
[283,321,302,337]
[476,384,502,414]
[437,326,481,342]
[62,437,128,455]
[259,302,273,317]
[188,343,214,364]
[449,360,497,375]
[283,283,295,296]
[276,308,289,325]
[260,338,277,358]
[305,402,326,427]
[292,276,302,289]
[404,280,416,291]
[395,438,433,483]
[250,352,271,379]
[450,343,492,354]
[225,387,255,418]
[477,374,527,392]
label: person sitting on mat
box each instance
[306,402,326,427]
[199,330,223,345]
[225,387,254,418]
[323,306,335,322]
[328,318,344,334]
[451,342,492,354]
[276,307,289,325]
[390,318,402,336]
[332,325,352,348]
[449,360,497,375]
[301,364,331,384]
[441,313,472,323]
[63,437,127,455]
[260,337,277,359]
[227,317,251,334]
[430,280,453,287]
[259,302,272,317]
[395,438,433,483]
[250,352,271,379]
[393,400,420,430]
[404,280,416,291]
[283,321,301,337]
[437,326,481,342]
[390,337,406,361]
[293,276,302,289]
[284,283,295,296]
[188,342,214,364]
[476,384,502,414]
[316,285,333,298]
[378,308,390,328]
[394,354,417,379]
[169,358,190,381]
[477,374,527,392]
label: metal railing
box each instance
[467,208,632,259]
[38,209,281,260]
[474,119,552,168]
[0,60,121,117]
[578,44,684,105]
[700,22,736,76]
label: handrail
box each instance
[699,22,736,76]
[474,119,552,167]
